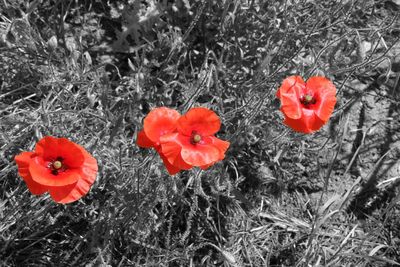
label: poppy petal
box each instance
[34,136,56,159]
[35,136,85,168]
[77,145,99,178]
[58,138,86,168]
[137,130,155,148]
[208,136,230,160]
[29,156,81,186]
[49,179,89,204]
[306,76,337,121]
[169,134,220,166]
[181,143,220,167]
[199,162,216,170]
[316,96,336,122]
[49,151,97,204]
[34,138,46,156]
[283,116,311,133]
[279,94,302,120]
[15,152,47,195]
[24,179,48,195]
[159,152,182,175]
[177,107,221,136]
[159,133,181,165]
[276,76,305,98]
[283,109,326,134]
[160,133,193,170]
[144,107,180,144]
[183,135,226,168]
[277,76,305,120]
[48,183,77,204]
[15,152,35,178]
[303,108,326,132]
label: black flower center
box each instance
[300,94,317,106]
[190,131,202,145]
[48,157,66,175]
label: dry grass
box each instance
[1,0,400,266]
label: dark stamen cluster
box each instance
[190,131,202,145]
[48,157,66,175]
[300,94,317,106]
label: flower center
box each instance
[300,94,317,106]
[53,160,62,169]
[48,157,66,175]
[190,132,202,145]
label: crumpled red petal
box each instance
[144,107,180,145]
[29,156,82,187]
[283,109,326,134]
[160,133,193,170]
[49,147,98,203]
[279,93,302,120]
[208,136,230,160]
[177,107,221,136]
[197,137,230,170]
[277,76,305,120]
[137,130,155,148]
[35,136,85,168]
[14,152,47,195]
[306,76,337,121]
[200,165,211,170]
[159,152,182,175]
[276,76,305,98]
[167,134,221,167]
[181,143,220,167]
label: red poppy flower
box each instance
[160,107,230,169]
[276,76,337,133]
[136,107,192,175]
[14,136,98,204]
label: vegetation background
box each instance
[1,0,400,266]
